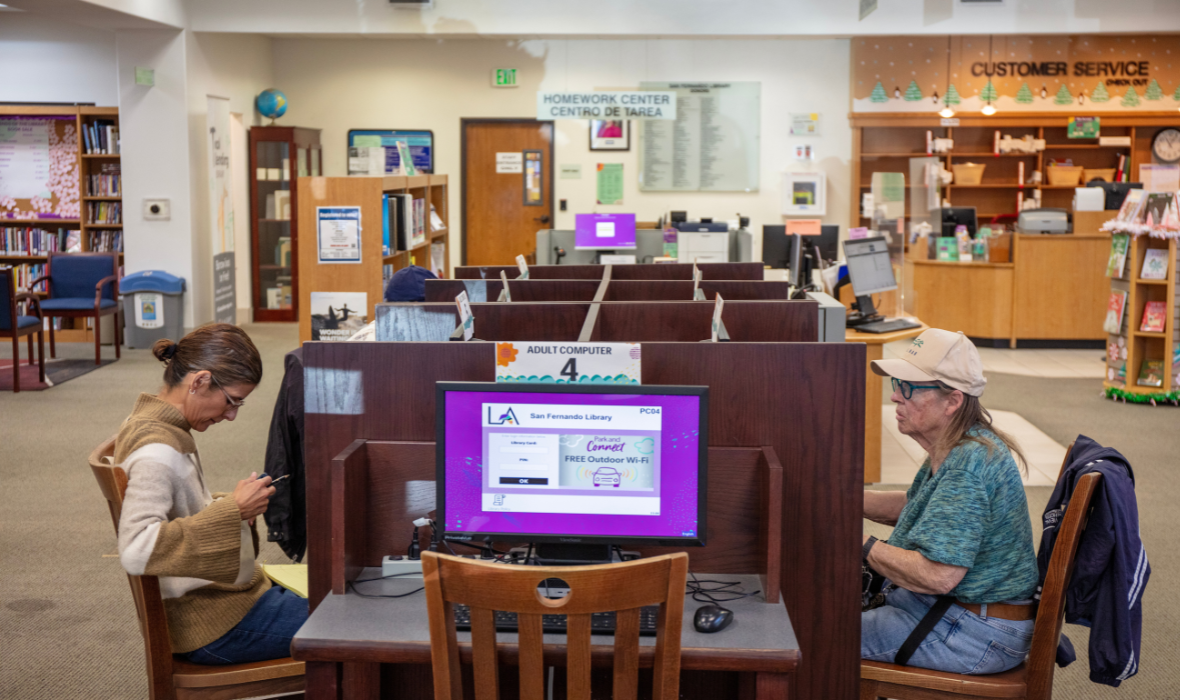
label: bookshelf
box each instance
[1105,234,1178,401]
[1,105,123,343]
[294,174,450,343]
[249,125,322,323]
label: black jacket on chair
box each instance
[263,348,306,561]
[1037,434,1148,687]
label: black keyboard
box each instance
[855,318,922,334]
[453,604,660,636]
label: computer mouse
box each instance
[692,604,734,633]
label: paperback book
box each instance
[310,292,368,341]
[1106,234,1129,278]
[1103,290,1128,334]
[1140,301,1167,333]
[1136,360,1164,388]
[1140,248,1170,280]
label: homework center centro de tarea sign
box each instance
[851,34,1180,113]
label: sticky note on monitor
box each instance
[785,219,822,236]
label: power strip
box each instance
[381,556,424,578]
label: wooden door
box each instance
[462,120,554,266]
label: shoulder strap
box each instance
[894,595,955,666]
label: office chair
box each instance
[0,267,46,392]
[861,443,1099,700]
[89,436,305,700]
[423,550,688,700]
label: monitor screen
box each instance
[436,382,708,547]
[574,214,637,250]
[843,236,897,296]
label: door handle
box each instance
[534,215,551,224]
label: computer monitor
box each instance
[936,207,978,237]
[761,225,792,269]
[816,225,840,262]
[1086,181,1142,211]
[574,213,637,250]
[787,233,804,288]
[843,236,897,324]
[436,382,709,561]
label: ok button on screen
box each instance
[499,477,549,485]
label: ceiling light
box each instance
[981,104,997,116]
[939,107,956,119]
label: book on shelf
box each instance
[1136,360,1164,388]
[412,198,426,247]
[1140,248,1170,280]
[1140,301,1167,333]
[430,241,446,277]
[83,120,119,155]
[275,237,291,268]
[88,230,123,253]
[1103,289,1128,334]
[1,227,70,256]
[430,203,445,232]
[87,201,122,225]
[1114,189,1146,224]
[273,190,291,220]
[1144,193,1172,227]
[394,194,412,251]
[88,163,122,196]
[382,194,391,255]
[1106,234,1129,278]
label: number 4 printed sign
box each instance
[495,342,641,384]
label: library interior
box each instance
[4,2,1180,699]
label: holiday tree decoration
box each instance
[1121,86,1141,108]
[1015,82,1034,104]
[1054,84,1073,105]
[1091,81,1111,103]
[1174,84,1180,101]
[904,80,923,101]
[980,80,998,103]
[1144,79,1164,101]
[870,82,888,103]
[944,84,962,106]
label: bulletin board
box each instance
[0,116,80,220]
[638,82,761,192]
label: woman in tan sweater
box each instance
[116,323,307,665]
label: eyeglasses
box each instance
[891,377,943,400]
[210,375,246,409]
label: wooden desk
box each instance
[293,571,799,700]
[846,323,928,484]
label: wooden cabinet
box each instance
[249,125,321,322]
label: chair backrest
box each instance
[422,551,688,700]
[1025,465,1102,700]
[0,268,15,331]
[88,436,178,700]
[48,252,118,300]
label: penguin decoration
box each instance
[894,86,902,99]
[1040,84,1048,99]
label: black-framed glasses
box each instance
[210,375,246,409]
[891,377,942,400]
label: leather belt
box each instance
[956,601,1037,621]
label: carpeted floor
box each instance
[1,328,1176,698]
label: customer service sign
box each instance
[537,91,677,120]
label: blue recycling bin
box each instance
[121,271,186,348]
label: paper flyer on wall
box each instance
[310,292,368,341]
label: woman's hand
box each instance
[232,472,274,521]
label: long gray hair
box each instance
[933,387,1028,476]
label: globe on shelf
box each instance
[256,89,288,121]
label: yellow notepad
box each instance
[262,564,308,598]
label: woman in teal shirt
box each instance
[862,328,1039,674]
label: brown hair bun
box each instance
[155,324,263,388]
[152,339,179,362]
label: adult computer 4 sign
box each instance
[495,342,641,384]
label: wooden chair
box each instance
[30,251,122,365]
[422,550,688,700]
[0,267,46,392]
[861,441,1099,700]
[88,436,305,700]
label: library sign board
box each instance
[852,34,1180,113]
[536,92,677,120]
[495,342,641,384]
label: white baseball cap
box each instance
[870,328,987,397]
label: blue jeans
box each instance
[183,586,309,665]
[862,585,1034,674]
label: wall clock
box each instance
[1152,128,1180,164]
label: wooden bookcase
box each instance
[1107,235,1178,399]
[1,105,123,343]
[295,174,449,343]
[249,125,322,323]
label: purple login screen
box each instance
[574,213,637,250]
[442,390,701,540]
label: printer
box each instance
[1017,208,1070,234]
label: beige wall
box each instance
[273,37,852,267]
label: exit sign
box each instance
[492,68,518,88]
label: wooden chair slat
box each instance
[470,607,500,700]
[565,613,593,700]
[612,608,641,700]
[517,613,546,700]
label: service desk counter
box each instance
[909,232,1110,348]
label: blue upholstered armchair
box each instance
[29,252,122,365]
[1,267,46,392]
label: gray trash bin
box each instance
[121,271,186,348]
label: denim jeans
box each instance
[862,585,1034,674]
[183,586,309,665]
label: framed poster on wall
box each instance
[590,119,630,151]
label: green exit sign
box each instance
[492,68,518,88]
